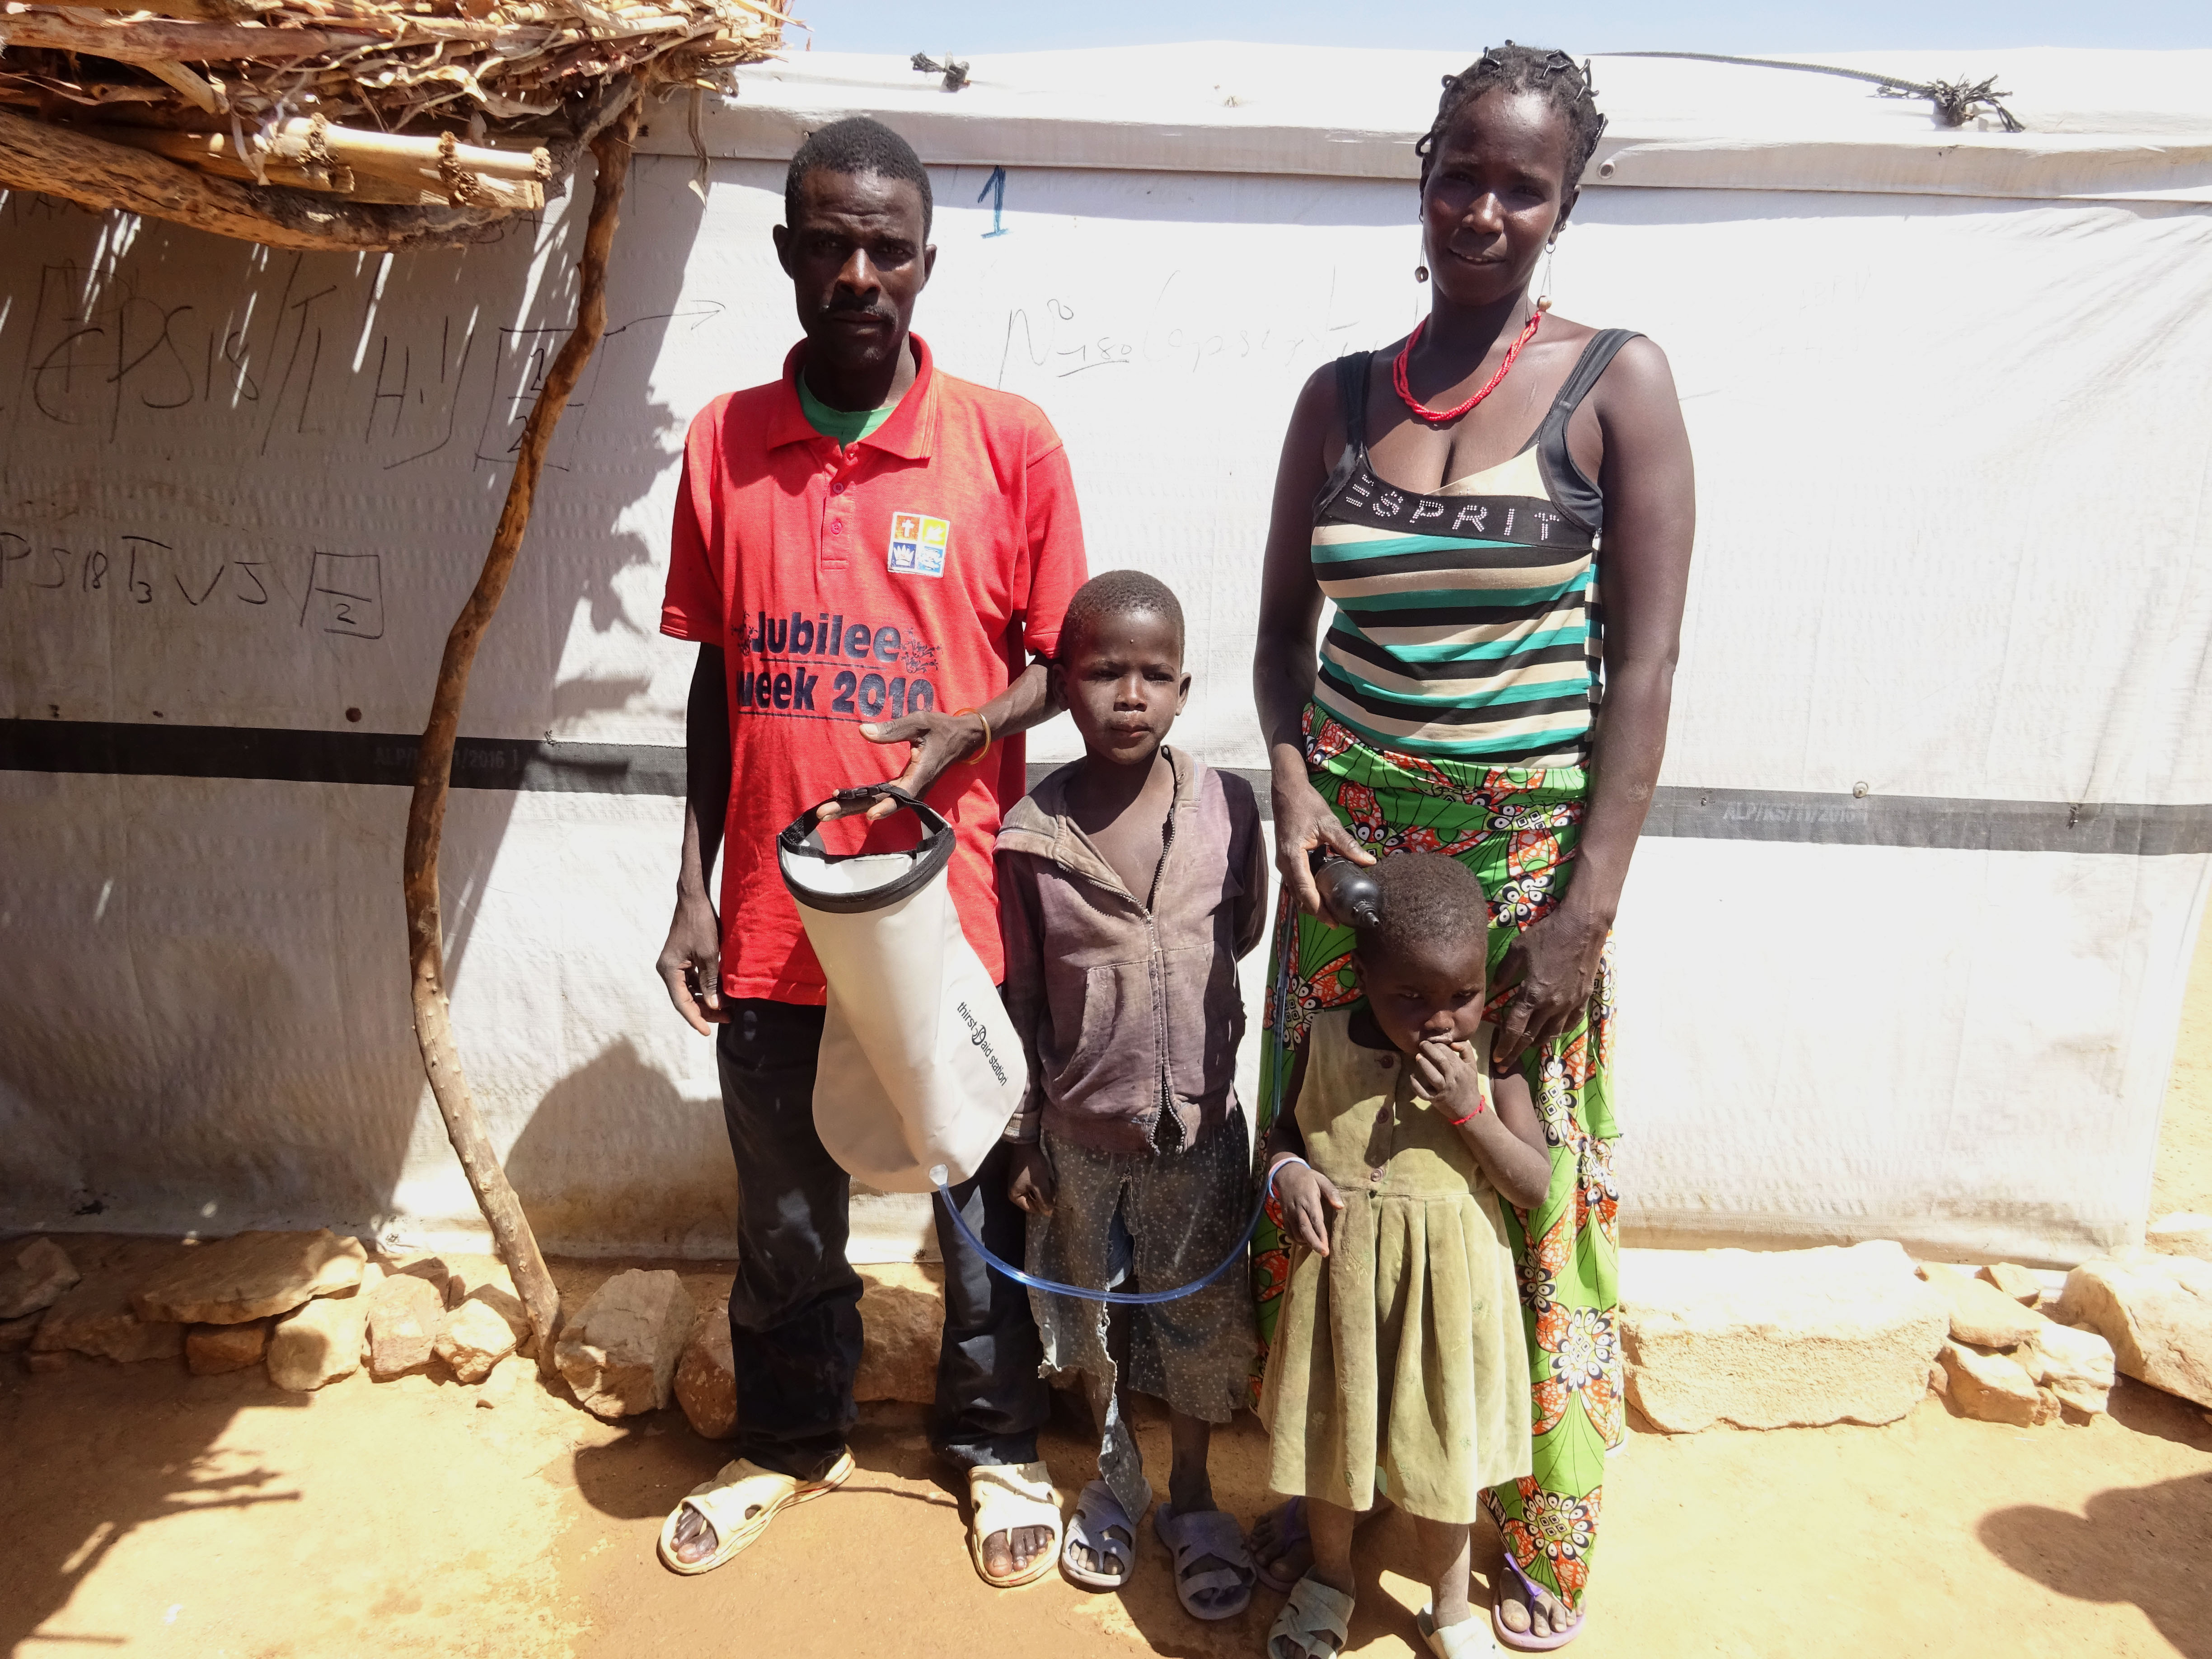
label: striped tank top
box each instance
[1309,328,1640,766]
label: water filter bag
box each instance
[776,788,1026,1192]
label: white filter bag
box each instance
[777,788,1026,1192]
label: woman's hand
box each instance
[1493,902,1609,1066]
[1007,1143,1056,1217]
[1272,1158,1344,1256]
[1272,774,1373,916]
[1412,1037,1485,1120]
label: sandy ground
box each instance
[7,923,2212,1659]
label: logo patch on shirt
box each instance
[888,512,950,578]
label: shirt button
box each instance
[831,520,844,533]
[1378,1054,1394,1069]
[831,481,846,495]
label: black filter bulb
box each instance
[1309,849,1384,932]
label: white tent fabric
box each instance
[2,46,2207,1265]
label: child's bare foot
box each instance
[1496,1556,1583,1645]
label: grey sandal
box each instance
[1061,1479,1140,1590]
[1154,1502,1255,1620]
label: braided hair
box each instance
[1415,43,1608,197]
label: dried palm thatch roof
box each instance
[0,0,785,248]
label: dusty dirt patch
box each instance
[5,1344,2209,1658]
[9,924,2212,1656]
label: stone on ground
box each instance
[2014,1317,2116,1415]
[475,1355,529,1407]
[1918,1263,2045,1349]
[855,1263,945,1405]
[1939,1340,2058,1425]
[444,1254,520,1302]
[27,1350,70,1373]
[556,1269,695,1419]
[2056,1251,2212,1407]
[383,1254,464,1308]
[0,1237,81,1320]
[435,1287,530,1383]
[2146,1213,2212,1263]
[187,1318,272,1375]
[1978,1262,2044,1307]
[1,1311,44,1350]
[674,1308,737,1439]
[132,1229,368,1326]
[268,1288,370,1392]
[31,1241,187,1364]
[1619,1241,1947,1432]
[366,1271,449,1379]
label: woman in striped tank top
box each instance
[1247,46,1695,1653]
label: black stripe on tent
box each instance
[7,719,2212,854]
[0,718,684,795]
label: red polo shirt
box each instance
[661,335,1087,1003]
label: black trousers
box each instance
[717,998,1048,1481]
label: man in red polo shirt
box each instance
[653,118,1085,1585]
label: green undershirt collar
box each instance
[798,374,900,446]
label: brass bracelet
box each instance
[951,707,993,763]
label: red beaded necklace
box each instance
[1391,310,1543,426]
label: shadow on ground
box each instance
[1975,1378,2212,1659]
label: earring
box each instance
[1535,239,1556,312]
[1415,263,1429,282]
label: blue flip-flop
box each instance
[1493,1553,1584,1651]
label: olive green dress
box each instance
[1259,1009,1532,1523]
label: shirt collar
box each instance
[767,333,937,460]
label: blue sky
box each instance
[798,1,2212,55]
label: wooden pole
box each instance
[402,107,640,1371]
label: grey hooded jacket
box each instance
[995,746,1269,1156]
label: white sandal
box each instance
[655,1451,853,1575]
[1420,1603,1498,1657]
[967,1461,1063,1588]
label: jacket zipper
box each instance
[1143,792,1178,1146]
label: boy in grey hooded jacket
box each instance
[996,571,1267,1615]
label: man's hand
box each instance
[1272,1159,1343,1256]
[819,711,988,823]
[656,891,727,1034]
[1007,1142,1056,1216]
[1412,1037,1485,1121]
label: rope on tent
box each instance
[1609,52,2023,133]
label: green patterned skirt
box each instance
[1253,704,1624,1612]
